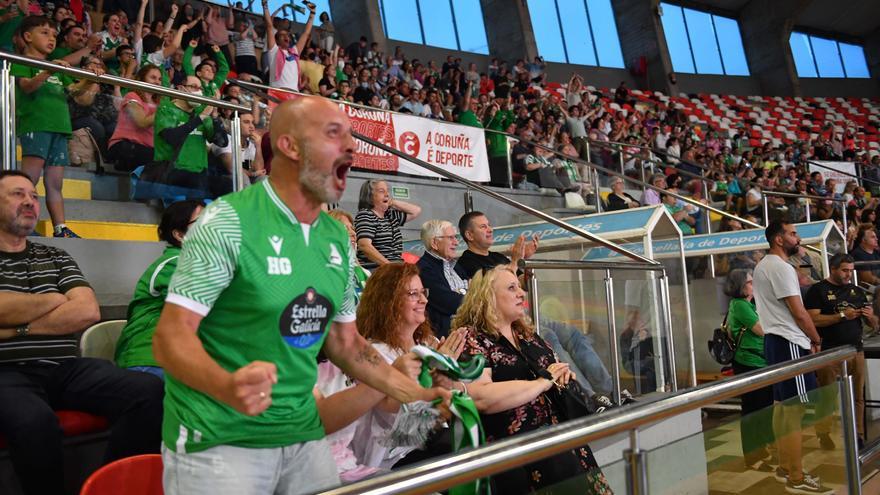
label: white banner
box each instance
[810,161,857,194]
[391,114,490,182]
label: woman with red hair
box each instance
[349,262,465,469]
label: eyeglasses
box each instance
[434,235,457,242]
[405,288,429,300]
[182,84,202,91]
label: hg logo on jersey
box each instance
[267,235,292,275]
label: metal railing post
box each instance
[463,190,473,213]
[505,137,513,189]
[639,157,646,185]
[528,270,541,335]
[806,199,812,222]
[0,59,14,171]
[842,202,848,239]
[594,168,602,213]
[839,362,862,494]
[703,181,715,278]
[231,111,242,191]
[762,195,769,226]
[618,144,625,175]
[625,430,649,495]
[659,272,679,391]
[605,269,622,405]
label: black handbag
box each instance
[708,313,746,365]
[496,334,599,421]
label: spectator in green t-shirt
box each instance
[115,200,205,380]
[724,268,773,472]
[0,0,27,52]
[152,75,230,199]
[182,39,230,99]
[13,15,102,237]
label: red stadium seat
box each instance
[0,410,109,449]
[79,454,163,495]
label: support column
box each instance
[479,0,538,64]
[611,0,677,96]
[738,0,813,96]
[865,29,880,81]
[328,0,386,52]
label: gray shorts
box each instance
[162,438,340,495]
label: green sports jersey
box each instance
[182,44,230,98]
[0,9,23,52]
[12,64,73,135]
[48,46,73,61]
[115,246,181,368]
[154,98,214,173]
[163,179,357,453]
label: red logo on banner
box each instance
[398,132,420,157]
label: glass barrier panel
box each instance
[610,270,669,396]
[530,267,618,403]
[532,454,626,494]
[645,381,847,494]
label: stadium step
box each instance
[34,219,158,241]
[35,177,92,201]
[36,197,160,242]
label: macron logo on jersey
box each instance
[267,235,292,275]
[269,235,284,255]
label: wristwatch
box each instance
[839,310,846,320]
[15,324,29,337]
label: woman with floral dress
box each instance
[452,265,612,494]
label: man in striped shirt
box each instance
[0,170,164,495]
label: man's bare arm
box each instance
[323,321,448,405]
[27,287,100,335]
[0,291,68,326]
[154,303,277,416]
[784,295,822,344]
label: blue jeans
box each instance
[162,439,340,495]
[540,318,613,397]
[129,366,165,380]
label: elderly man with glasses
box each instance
[416,219,469,339]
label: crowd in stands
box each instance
[2,0,880,236]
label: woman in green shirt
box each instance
[115,200,204,379]
[725,268,774,472]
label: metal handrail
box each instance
[519,259,665,271]
[0,50,249,112]
[763,190,847,202]
[0,50,249,189]
[806,158,880,188]
[320,345,856,495]
[228,78,658,265]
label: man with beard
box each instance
[753,221,832,494]
[0,170,164,494]
[50,23,102,66]
[153,97,450,495]
[805,253,875,450]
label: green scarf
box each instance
[410,345,491,495]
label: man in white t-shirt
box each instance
[262,0,315,91]
[752,221,832,495]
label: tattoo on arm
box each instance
[355,342,382,367]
